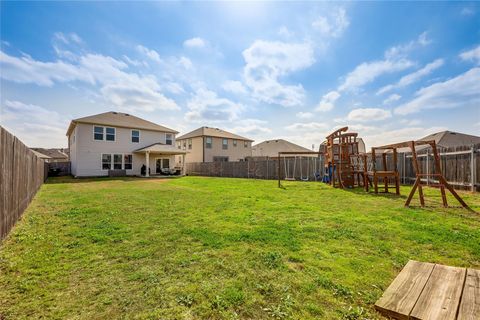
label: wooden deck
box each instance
[375,260,479,320]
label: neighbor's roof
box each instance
[31,149,52,159]
[419,130,480,148]
[66,111,178,136]
[134,143,187,154]
[252,139,313,157]
[176,126,253,141]
[31,148,69,160]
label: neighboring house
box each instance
[31,149,52,161]
[251,139,316,158]
[319,138,366,154]
[176,126,253,163]
[30,148,69,163]
[66,111,186,177]
[418,130,480,149]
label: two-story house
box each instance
[66,111,186,177]
[176,126,253,163]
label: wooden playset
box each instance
[364,146,400,195]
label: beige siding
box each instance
[204,137,252,162]
[70,123,176,177]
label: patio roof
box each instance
[133,143,187,154]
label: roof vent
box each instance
[112,112,118,114]
[450,132,456,135]
[125,114,130,116]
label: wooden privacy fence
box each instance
[1,126,46,240]
[186,144,479,191]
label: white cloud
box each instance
[0,100,68,147]
[286,122,328,131]
[177,56,193,69]
[377,59,444,95]
[315,90,340,112]
[0,50,179,112]
[278,26,294,38]
[185,88,243,122]
[461,7,475,16]
[242,40,315,107]
[231,119,272,137]
[361,126,446,150]
[222,80,248,94]
[339,59,414,92]
[459,45,480,65]
[312,7,349,38]
[296,112,314,119]
[385,32,431,60]
[394,67,480,115]
[183,37,207,48]
[383,94,401,105]
[346,108,392,122]
[136,45,161,63]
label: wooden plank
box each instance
[410,264,466,320]
[457,268,480,320]
[375,260,435,320]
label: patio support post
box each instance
[182,154,186,175]
[145,151,150,177]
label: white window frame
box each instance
[233,139,237,147]
[105,127,116,142]
[93,126,104,141]
[165,133,173,145]
[124,154,133,170]
[188,138,192,150]
[131,130,140,143]
[113,153,123,170]
[205,136,212,149]
[222,138,228,150]
[101,153,112,171]
[244,141,248,148]
[101,153,133,171]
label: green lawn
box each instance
[1,177,479,320]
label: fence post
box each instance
[471,145,476,192]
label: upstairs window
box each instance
[244,141,248,148]
[166,133,173,145]
[131,130,140,143]
[102,154,112,170]
[106,127,115,141]
[222,138,228,150]
[183,141,187,150]
[177,141,181,150]
[205,137,212,149]
[94,126,104,140]
[124,154,132,170]
[188,139,192,149]
[233,139,237,147]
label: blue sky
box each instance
[1,1,479,148]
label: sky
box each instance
[1,1,479,149]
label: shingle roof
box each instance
[134,143,187,154]
[252,139,313,157]
[66,111,178,136]
[419,131,480,148]
[31,148,69,160]
[176,126,253,141]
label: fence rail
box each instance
[186,144,480,191]
[1,126,46,241]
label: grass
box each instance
[0,176,479,320]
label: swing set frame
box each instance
[277,151,323,188]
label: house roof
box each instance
[31,149,52,159]
[31,148,69,160]
[252,139,314,157]
[176,126,254,141]
[134,143,187,154]
[66,111,178,136]
[418,130,480,148]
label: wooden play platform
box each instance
[375,260,479,320]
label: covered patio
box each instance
[134,143,187,177]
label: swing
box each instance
[300,156,309,181]
[284,156,296,181]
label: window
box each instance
[106,127,115,141]
[166,133,173,145]
[124,154,132,170]
[131,130,140,143]
[94,126,104,140]
[113,154,122,169]
[233,140,237,147]
[222,138,228,150]
[213,156,229,162]
[177,141,181,150]
[205,137,212,149]
[188,139,192,150]
[183,141,187,150]
[244,141,248,148]
[162,158,170,168]
[102,154,112,170]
